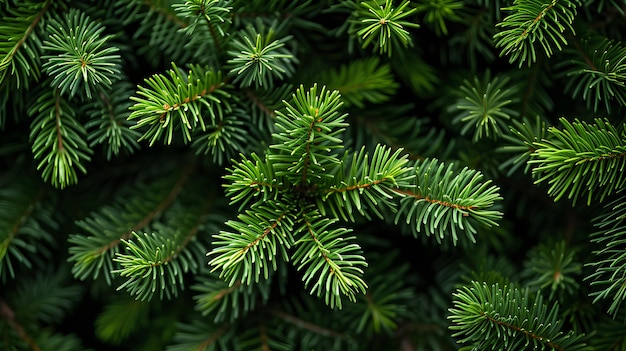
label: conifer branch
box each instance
[449,281,589,350]
[530,118,626,205]
[28,88,92,188]
[269,84,347,185]
[494,0,578,66]
[209,201,296,286]
[0,298,41,351]
[0,182,48,279]
[42,9,121,99]
[68,164,194,283]
[0,0,52,88]
[562,37,626,113]
[129,63,232,146]
[586,195,626,316]
[394,159,502,245]
[293,210,367,309]
[349,0,420,56]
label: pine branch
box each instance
[494,0,578,66]
[562,37,626,113]
[348,0,420,56]
[394,159,503,245]
[42,8,121,99]
[530,118,626,205]
[269,84,347,185]
[128,63,232,146]
[28,88,93,189]
[293,209,367,309]
[226,20,297,88]
[68,165,193,284]
[586,194,626,317]
[0,0,52,88]
[322,144,412,221]
[0,177,54,281]
[449,281,590,350]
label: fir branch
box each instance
[209,201,297,286]
[349,0,420,56]
[521,240,582,299]
[449,281,589,350]
[0,0,52,88]
[42,8,121,99]
[394,159,503,245]
[530,118,626,205]
[84,81,141,160]
[237,324,294,351]
[226,20,297,88]
[563,37,626,113]
[175,0,233,56]
[192,270,272,323]
[498,115,548,175]
[0,178,53,280]
[223,152,285,211]
[95,298,149,345]
[28,88,93,189]
[293,209,367,309]
[168,319,234,351]
[414,0,464,36]
[449,70,519,141]
[269,84,347,185]
[68,164,194,284]
[586,194,626,317]
[174,0,233,38]
[0,298,40,351]
[128,63,232,146]
[344,252,416,335]
[191,113,248,164]
[494,0,579,66]
[128,0,199,66]
[322,144,413,221]
[114,190,217,300]
[270,308,348,339]
[114,232,187,300]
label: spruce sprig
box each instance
[449,281,590,350]
[210,85,502,308]
[42,8,121,99]
[28,88,92,189]
[349,0,420,56]
[128,63,232,146]
[530,118,626,205]
[494,0,579,66]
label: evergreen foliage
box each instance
[0,0,625,350]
